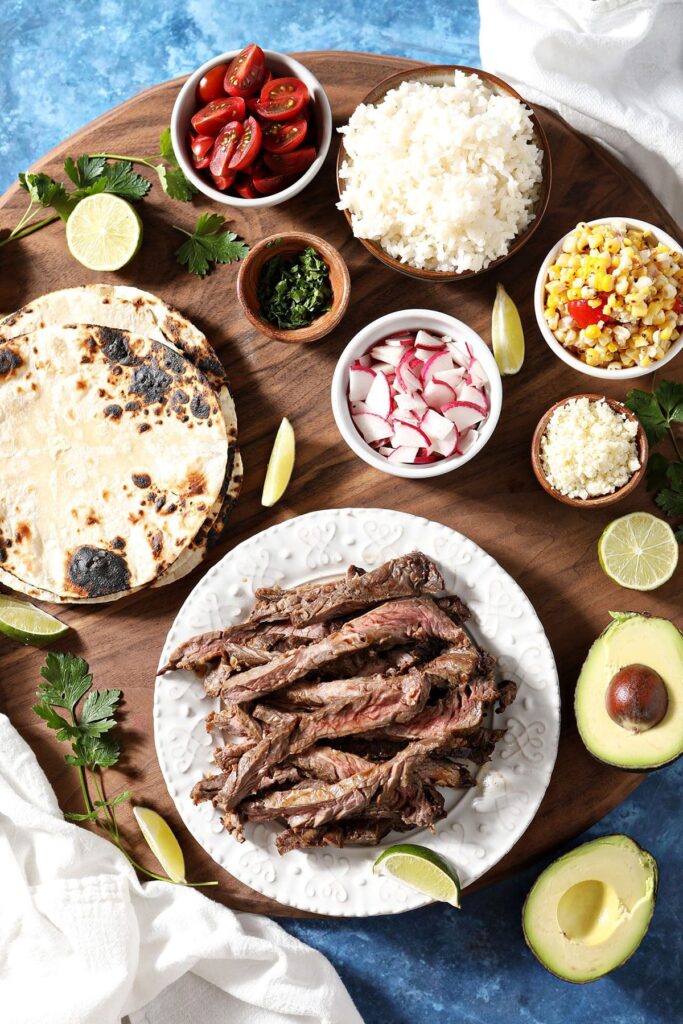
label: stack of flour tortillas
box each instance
[0,285,242,603]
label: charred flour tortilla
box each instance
[0,325,228,602]
[0,285,242,599]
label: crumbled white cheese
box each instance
[540,398,640,499]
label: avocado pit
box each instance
[605,664,668,734]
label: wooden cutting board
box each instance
[0,52,680,918]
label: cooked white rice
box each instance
[337,71,544,273]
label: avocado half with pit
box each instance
[575,612,683,770]
[523,834,657,983]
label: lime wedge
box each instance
[262,417,296,508]
[0,594,69,646]
[492,282,525,375]
[66,193,142,271]
[133,806,186,883]
[373,843,461,907]
[598,512,679,591]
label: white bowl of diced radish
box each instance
[331,309,502,478]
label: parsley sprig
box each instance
[33,652,215,886]
[626,378,683,542]
[1,128,195,252]
[174,213,250,277]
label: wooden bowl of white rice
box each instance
[336,65,551,280]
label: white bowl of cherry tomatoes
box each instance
[171,44,332,208]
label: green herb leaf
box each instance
[94,789,131,809]
[97,161,151,201]
[655,486,683,518]
[625,388,668,445]
[156,164,197,202]
[258,245,331,330]
[64,155,106,189]
[158,127,177,166]
[64,809,100,822]
[39,652,93,710]
[174,213,249,277]
[19,172,74,221]
[655,379,683,422]
[80,688,122,725]
[69,732,121,770]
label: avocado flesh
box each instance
[523,834,657,983]
[575,614,683,770]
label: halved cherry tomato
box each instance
[233,174,259,199]
[196,63,229,104]
[228,116,262,171]
[261,116,307,154]
[224,44,266,98]
[256,77,309,120]
[566,293,614,328]
[673,296,683,315]
[251,160,297,196]
[191,96,246,136]
[263,146,316,175]
[209,121,243,177]
[191,134,214,159]
[211,170,236,191]
[246,97,261,116]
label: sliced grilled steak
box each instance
[289,746,374,782]
[249,552,444,626]
[435,595,472,623]
[221,598,468,704]
[210,670,431,810]
[366,686,488,742]
[161,620,334,674]
[275,818,399,853]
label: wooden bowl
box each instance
[531,394,649,508]
[237,232,351,344]
[335,64,552,282]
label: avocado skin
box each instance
[575,612,683,772]
[522,833,658,984]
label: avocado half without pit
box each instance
[523,835,657,983]
[575,612,683,770]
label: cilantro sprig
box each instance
[174,213,250,277]
[626,378,683,542]
[1,128,195,252]
[33,652,215,886]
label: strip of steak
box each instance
[249,552,444,626]
[364,682,492,743]
[210,670,431,810]
[161,620,334,674]
[275,818,400,853]
[220,598,469,704]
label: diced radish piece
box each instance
[446,341,471,368]
[391,419,430,448]
[421,350,454,384]
[365,371,392,419]
[349,366,376,402]
[372,361,395,375]
[436,367,467,389]
[415,330,444,352]
[352,411,391,444]
[458,383,488,410]
[370,344,403,366]
[350,400,367,415]
[409,357,424,376]
[378,445,393,456]
[468,361,489,387]
[394,392,428,414]
[395,365,421,394]
[384,331,416,343]
[357,353,372,368]
[414,453,439,464]
[442,401,486,432]
[420,408,454,441]
[387,446,419,464]
[423,377,457,410]
[430,425,459,457]
[458,428,480,455]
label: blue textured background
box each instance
[2,2,681,1022]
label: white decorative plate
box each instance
[154,509,560,916]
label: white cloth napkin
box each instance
[0,713,363,1024]
[479,0,683,224]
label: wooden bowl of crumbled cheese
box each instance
[531,394,648,508]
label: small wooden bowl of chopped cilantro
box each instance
[237,232,351,343]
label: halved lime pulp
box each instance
[0,595,69,647]
[373,843,462,907]
[66,193,142,271]
[598,512,678,591]
[492,282,525,375]
[262,417,296,508]
[133,806,186,883]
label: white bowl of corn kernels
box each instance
[535,217,683,379]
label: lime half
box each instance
[0,595,69,646]
[262,417,296,508]
[598,512,678,591]
[66,193,142,271]
[492,282,525,375]
[133,806,186,883]
[373,843,461,907]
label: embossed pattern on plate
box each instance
[154,509,560,916]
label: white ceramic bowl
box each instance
[535,216,683,380]
[331,309,503,479]
[171,49,332,209]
